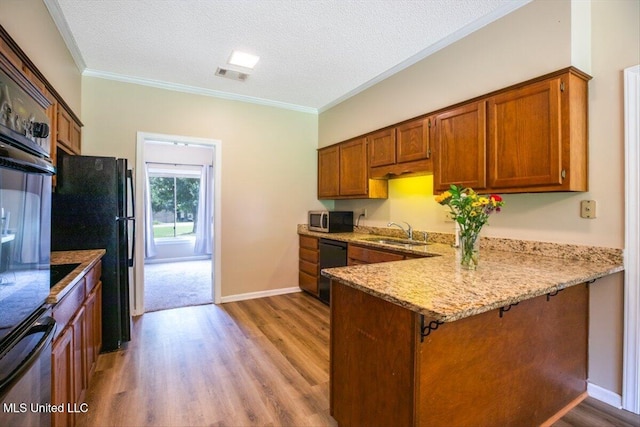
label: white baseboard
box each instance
[220,286,301,303]
[588,382,623,408]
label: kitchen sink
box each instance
[361,237,430,247]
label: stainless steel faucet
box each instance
[387,221,413,240]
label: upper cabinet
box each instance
[56,104,82,155]
[318,137,388,200]
[486,69,589,192]
[368,117,432,178]
[433,67,590,193]
[433,101,487,191]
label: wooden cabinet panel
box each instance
[318,146,340,198]
[433,101,487,191]
[299,236,320,296]
[71,306,87,403]
[396,117,430,163]
[319,138,388,199]
[368,127,396,167]
[488,78,562,188]
[56,105,81,155]
[51,326,74,427]
[339,137,368,196]
[51,261,102,427]
[347,244,405,265]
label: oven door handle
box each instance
[0,316,56,392]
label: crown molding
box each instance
[43,0,86,72]
[83,69,318,114]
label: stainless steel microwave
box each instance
[308,211,354,233]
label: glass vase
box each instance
[458,231,480,270]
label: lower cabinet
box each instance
[299,235,320,296]
[51,261,102,427]
[347,244,420,265]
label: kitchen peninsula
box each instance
[307,228,623,426]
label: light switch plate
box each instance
[580,200,596,219]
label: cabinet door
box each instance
[71,306,87,404]
[487,77,562,188]
[368,128,396,167]
[433,101,487,191]
[318,146,340,198]
[397,117,429,163]
[56,106,81,155]
[51,327,75,427]
[339,137,368,196]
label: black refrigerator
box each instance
[51,154,135,352]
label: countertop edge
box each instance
[47,249,106,304]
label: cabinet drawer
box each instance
[299,271,319,295]
[52,277,86,340]
[85,263,101,294]
[299,247,318,263]
[300,235,318,250]
[348,245,405,264]
[300,259,319,277]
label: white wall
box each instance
[319,0,640,397]
[81,77,322,298]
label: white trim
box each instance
[133,132,222,316]
[623,64,640,414]
[144,256,210,265]
[588,382,623,409]
[317,0,533,113]
[42,0,86,71]
[220,287,302,304]
[83,69,317,114]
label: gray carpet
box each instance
[144,260,213,312]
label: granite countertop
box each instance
[298,226,624,322]
[48,249,106,304]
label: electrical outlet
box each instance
[363,208,368,218]
[443,210,454,223]
[580,200,596,219]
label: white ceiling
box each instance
[45,0,531,113]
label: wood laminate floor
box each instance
[78,292,640,427]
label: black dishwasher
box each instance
[318,239,348,305]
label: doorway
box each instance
[133,133,222,315]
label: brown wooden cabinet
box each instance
[51,326,74,427]
[56,104,82,155]
[331,281,588,427]
[347,244,421,265]
[487,69,589,192]
[433,100,487,192]
[433,67,590,194]
[51,261,102,427]
[299,235,320,296]
[318,138,388,199]
[369,118,432,178]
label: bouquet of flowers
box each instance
[435,185,504,269]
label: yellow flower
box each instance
[479,197,489,205]
[435,191,452,204]
[472,201,482,207]
[469,211,477,217]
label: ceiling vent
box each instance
[215,67,249,82]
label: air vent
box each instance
[215,67,249,82]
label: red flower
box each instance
[490,194,503,202]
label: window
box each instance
[149,174,200,240]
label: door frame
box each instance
[623,64,640,414]
[132,132,222,315]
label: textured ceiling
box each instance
[47,0,530,112]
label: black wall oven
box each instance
[0,60,56,426]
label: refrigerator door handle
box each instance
[126,169,135,267]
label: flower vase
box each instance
[458,231,480,270]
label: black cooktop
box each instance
[50,263,81,288]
